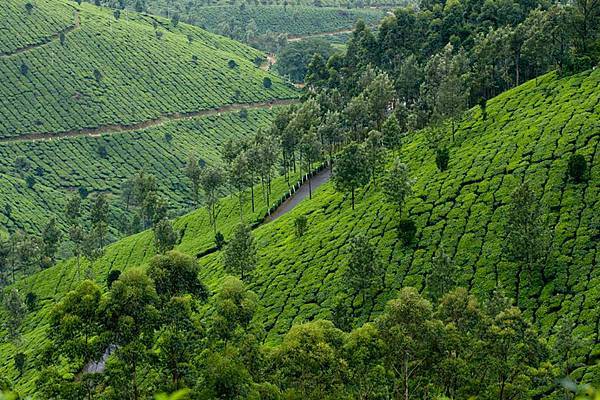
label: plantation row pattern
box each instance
[0,0,296,139]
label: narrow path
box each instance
[0,98,298,144]
[0,10,80,58]
[265,167,332,223]
[260,53,277,71]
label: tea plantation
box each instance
[2,67,598,392]
[0,107,285,234]
[0,0,296,139]
[170,5,383,37]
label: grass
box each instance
[1,69,599,393]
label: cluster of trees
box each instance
[0,192,110,287]
[27,253,566,399]
[305,0,599,131]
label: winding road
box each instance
[265,166,332,223]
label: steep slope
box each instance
[0,0,298,234]
[2,69,598,391]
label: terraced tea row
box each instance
[0,106,285,234]
[194,70,600,379]
[0,0,296,139]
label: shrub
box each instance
[294,215,308,237]
[78,187,89,199]
[25,292,37,310]
[215,231,225,249]
[93,69,102,83]
[20,63,28,76]
[107,270,121,288]
[164,132,173,143]
[398,218,416,244]
[25,175,35,188]
[435,148,449,171]
[228,59,238,69]
[97,144,108,158]
[24,3,34,13]
[263,77,272,89]
[14,352,26,377]
[567,154,587,183]
[239,109,248,119]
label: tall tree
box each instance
[381,158,413,217]
[504,181,549,294]
[223,224,257,280]
[332,143,370,210]
[228,152,252,221]
[299,128,322,199]
[185,154,202,207]
[153,218,178,254]
[3,288,27,342]
[90,193,109,249]
[364,129,385,184]
[427,246,457,302]
[41,218,62,266]
[200,165,225,235]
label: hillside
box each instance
[0,0,298,235]
[2,68,598,393]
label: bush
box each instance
[228,59,238,69]
[567,154,587,183]
[294,215,308,237]
[263,77,272,89]
[398,219,416,244]
[25,175,35,188]
[215,231,225,249]
[20,63,28,76]
[435,148,449,171]
[239,109,248,119]
[107,270,121,288]
[25,292,37,310]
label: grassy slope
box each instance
[0,107,284,234]
[0,0,298,234]
[0,0,295,139]
[2,70,598,391]
[196,70,600,377]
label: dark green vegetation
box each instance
[1,0,599,398]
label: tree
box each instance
[103,269,160,399]
[3,288,27,341]
[14,352,26,377]
[381,114,402,153]
[90,193,109,249]
[345,235,382,304]
[376,288,442,400]
[228,152,251,220]
[299,128,321,199]
[332,143,370,210]
[50,280,103,365]
[436,147,450,171]
[25,2,34,13]
[41,218,62,265]
[382,158,413,217]
[200,165,224,235]
[262,77,272,89]
[427,246,457,302]
[184,154,202,207]
[148,251,208,300]
[223,224,257,280]
[275,38,334,83]
[504,182,549,284]
[153,218,178,254]
[209,276,258,341]
[294,215,308,238]
[364,130,385,184]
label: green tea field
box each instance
[2,68,598,392]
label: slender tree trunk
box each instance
[404,355,409,400]
[251,181,255,212]
[351,188,355,210]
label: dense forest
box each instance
[0,0,599,398]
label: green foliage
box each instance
[294,215,308,237]
[153,218,178,254]
[148,251,208,300]
[435,147,449,171]
[397,218,416,244]
[276,38,334,83]
[381,158,413,216]
[332,142,370,209]
[567,153,588,183]
[2,289,27,341]
[345,234,382,303]
[223,224,257,280]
